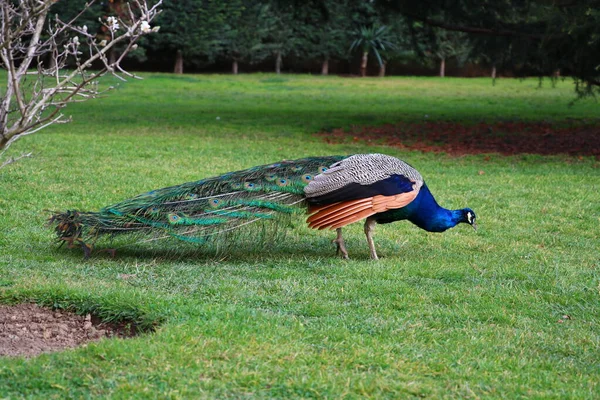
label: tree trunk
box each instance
[321,59,329,75]
[47,51,57,72]
[174,50,183,74]
[378,61,386,77]
[360,51,368,77]
[232,60,239,75]
[275,52,282,74]
[439,58,445,77]
[109,49,117,66]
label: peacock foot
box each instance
[97,248,117,258]
[59,236,93,259]
[332,228,349,259]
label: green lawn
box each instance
[1,74,599,398]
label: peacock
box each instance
[50,154,477,259]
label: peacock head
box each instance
[462,208,477,231]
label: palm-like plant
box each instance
[432,29,472,77]
[350,25,395,77]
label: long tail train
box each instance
[49,156,345,257]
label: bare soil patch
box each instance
[319,121,600,158]
[0,303,137,357]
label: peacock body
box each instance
[50,154,476,259]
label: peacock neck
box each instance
[372,183,456,233]
[408,184,465,232]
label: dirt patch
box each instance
[0,303,137,357]
[319,121,600,158]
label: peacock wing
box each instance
[304,154,423,230]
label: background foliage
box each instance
[46,0,600,92]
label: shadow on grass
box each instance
[47,235,347,264]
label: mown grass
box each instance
[1,74,599,398]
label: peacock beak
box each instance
[472,221,477,231]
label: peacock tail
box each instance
[50,155,346,255]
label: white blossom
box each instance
[106,16,119,32]
[82,25,88,33]
[140,21,151,34]
[72,36,79,45]
[99,40,107,47]
[152,26,161,33]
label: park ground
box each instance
[0,74,599,398]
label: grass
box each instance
[1,73,599,398]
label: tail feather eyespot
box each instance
[244,182,259,190]
[208,198,222,208]
[277,178,289,187]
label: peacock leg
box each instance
[364,217,378,260]
[80,241,93,259]
[332,228,349,259]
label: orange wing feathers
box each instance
[306,190,419,230]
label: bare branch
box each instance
[0,0,163,167]
[0,152,33,169]
[0,114,65,159]
[0,1,52,53]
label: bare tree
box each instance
[0,0,162,168]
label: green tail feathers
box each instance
[50,156,345,254]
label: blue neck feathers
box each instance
[375,183,467,232]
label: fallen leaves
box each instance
[319,121,600,158]
[557,315,573,323]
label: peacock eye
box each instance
[319,166,328,173]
